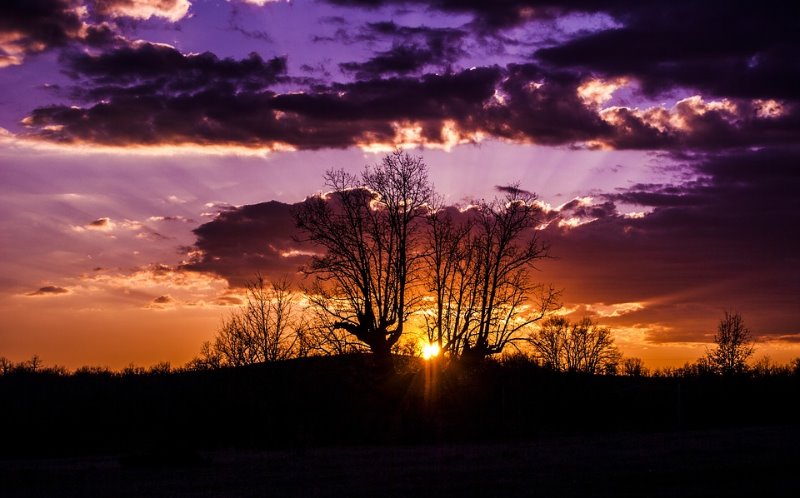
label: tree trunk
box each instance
[368,334,395,373]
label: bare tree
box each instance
[529,316,621,374]
[424,188,559,360]
[295,151,433,366]
[28,355,41,372]
[186,341,222,370]
[0,356,13,375]
[527,315,566,369]
[422,202,475,354]
[622,357,649,377]
[200,275,301,367]
[297,305,370,357]
[706,311,755,375]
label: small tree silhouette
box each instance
[195,275,302,367]
[622,357,648,377]
[706,311,755,375]
[528,316,621,374]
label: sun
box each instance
[421,342,440,360]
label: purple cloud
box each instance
[26,285,70,296]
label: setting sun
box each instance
[422,343,441,360]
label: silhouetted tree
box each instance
[752,355,788,376]
[528,316,621,374]
[28,354,41,372]
[121,363,147,376]
[198,275,302,367]
[186,342,222,370]
[295,151,433,367]
[706,311,755,375]
[297,305,370,356]
[0,356,11,375]
[423,188,559,360]
[622,357,649,377]
[148,361,172,375]
[422,200,474,355]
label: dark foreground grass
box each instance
[2,425,799,497]
[2,356,799,496]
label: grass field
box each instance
[3,425,799,497]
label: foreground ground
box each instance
[3,425,798,497]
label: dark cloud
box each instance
[340,43,461,79]
[483,63,612,145]
[226,2,273,44]
[26,285,70,296]
[0,0,169,66]
[0,0,83,65]
[495,184,534,197]
[24,51,800,151]
[541,146,800,343]
[63,42,287,93]
[149,215,193,223]
[328,1,800,102]
[214,295,243,306]
[328,21,466,78]
[24,63,501,149]
[325,0,578,30]
[152,294,172,304]
[13,1,800,152]
[535,2,800,101]
[183,200,314,287]
[88,217,110,227]
[319,20,466,45]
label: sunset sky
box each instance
[1,0,798,369]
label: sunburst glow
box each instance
[421,343,441,360]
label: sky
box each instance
[1,0,799,369]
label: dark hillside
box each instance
[1,355,798,458]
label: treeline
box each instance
[3,349,799,380]
[183,264,794,379]
[2,354,799,458]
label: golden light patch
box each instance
[753,99,784,119]
[0,130,296,157]
[584,302,645,318]
[578,77,628,107]
[357,120,485,153]
[99,0,191,22]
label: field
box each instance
[3,426,799,497]
[2,356,799,496]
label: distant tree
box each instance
[706,311,755,375]
[527,316,566,370]
[148,361,172,375]
[295,151,433,367]
[751,355,789,377]
[197,275,302,367]
[0,356,12,375]
[74,365,113,376]
[423,188,559,361]
[28,354,41,372]
[528,316,621,374]
[622,357,648,377]
[121,363,147,376]
[186,342,222,370]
